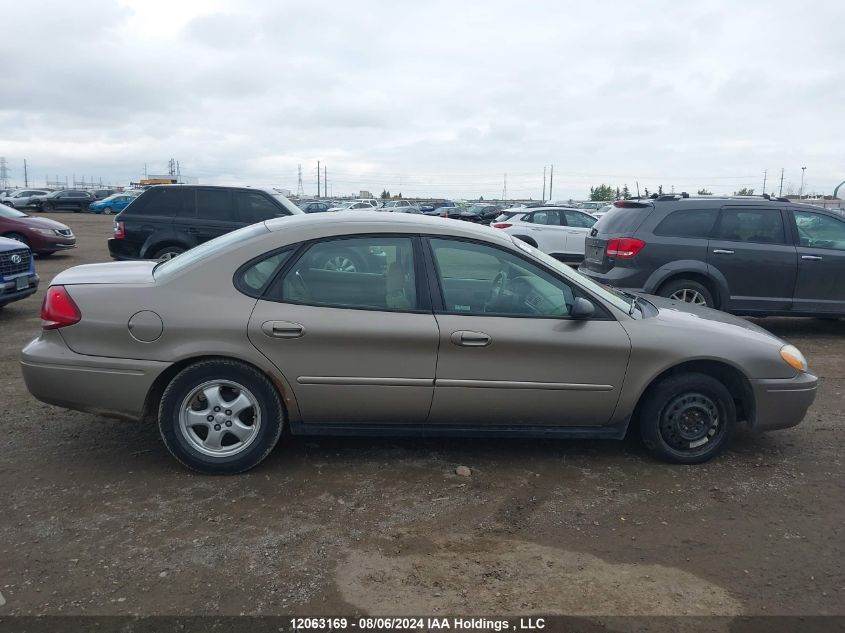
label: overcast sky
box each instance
[2,0,843,199]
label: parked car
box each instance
[593,204,614,219]
[0,235,38,308]
[580,195,845,316]
[298,201,332,213]
[107,185,302,261]
[1,189,51,208]
[0,203,76,255]
[354,199,379,208]
[22,212,816,473]
[33,190,96,212]
[492,206,598,264]
[420,201,457,215]
[91,189,115,200]
[89,193,136,215]
[455,204,503,224]
[381,200,416,210]
[328,202,376,212]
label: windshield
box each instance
[0,204,27,218]
[153,223,268,280]
[509,236,632,313]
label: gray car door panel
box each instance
[248,303,439,424]
[789,208,845,313]
[428,315,631,426]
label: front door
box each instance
[425,237,631,427]
[247,235,439,424]
[789,208,845,314]
[708,206,797,312]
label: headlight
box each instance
[33,228,59,236]
[780,344,808,372]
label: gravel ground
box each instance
[0,213,843,617]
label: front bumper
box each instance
[750,372,818,431]
[21,330,171,421]
[0,272,39,305]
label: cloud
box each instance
[0,0,843,198]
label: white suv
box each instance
[1,189,51,208]
[491,206,598,264]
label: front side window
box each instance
[196,189,233,221]
[654,208,718,238]
[563,210,598,228]
[278,236,418,311]
[793,210,845,251]
[429,238,575,317]
[714,208,785,244]
[237,191,281,224]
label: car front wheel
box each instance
[638,372,736,464]
[158,360,284,474]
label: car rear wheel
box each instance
[102,207,113,215]
[639,372,736,464]
[158,360,284,474]
[152,245,186,260]
[658,278,715,308]
[3,232,30,248]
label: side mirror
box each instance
[571,297,595,319]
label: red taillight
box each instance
[492,223,512,229]
[606,238,645,259]
[41,285,81,329]
[113,221,125,239]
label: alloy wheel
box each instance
[323,255,357,272]
[178,380,262,458]
[669,288,708,306]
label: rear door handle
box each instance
[450,330,491,347]
[801,255,823,261]
[261,321,305,339]
[712,249,734,254]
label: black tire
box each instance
[639,372,736,464]
[3,232,30,248]
[158,359,284,474]
[658,278,715,308]
[152,245,186,260]
[512,235,538,247]
[42,203,54,212]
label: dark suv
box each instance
[34,190,96,212]
[579,194,845,317]
[108,185,302,260]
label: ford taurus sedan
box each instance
[21,213,817,474]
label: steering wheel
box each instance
[485,270,508,312]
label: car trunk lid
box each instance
[581,203,653,273]
[51,261,156,286]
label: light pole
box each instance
[800,166,806,199]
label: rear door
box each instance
[519,210,568,254]
[707,206,797,313]
[788,208,845,314]
[561,209,598,256]
[188,188,239,244]
[236,189,287,224]
[123,187,186,255]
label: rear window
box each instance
[654,208,718,238]
[593,205,653,235]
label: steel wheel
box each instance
[669,288,708,306]
[178,380,261,458]
[659,392,722,451]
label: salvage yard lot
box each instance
[0,213,844,616]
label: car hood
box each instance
[13,216,71,230]
[52,261,157,286]
[642,294,784,346]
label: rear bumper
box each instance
[21,330,171,421]
[750,372,818,431]
[107,238,143,261]
[578,265,649,292]
[0,273,39,305]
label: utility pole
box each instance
[0,157,8,189]
[324,165,327,198]
[549,165,554,200]
[502,173,507,201]
[636,181,640,198]
[23,159,29,187]
[542,166,546,201]
[800,166,807,198]
[762,170,767,196]
[778,168,785,197]
[296,164,304,197]
[317,161,321,198]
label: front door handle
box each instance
[450,330,491,347]
[801,255,823,261]
[712,249,734,254]
[261,321,305,339]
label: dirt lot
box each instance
[0,212,843,618]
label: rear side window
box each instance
[238,250,294,294]
[237,191,282,224]
[654,209,718,238]
[563,210,597,228]
[196,189,234,221]
[715,208,785,244]
[594,206,652,235]
[129,188,194,217]
[525,210,560,225]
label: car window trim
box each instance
[259,233,432,315]
[421,235,614,321]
